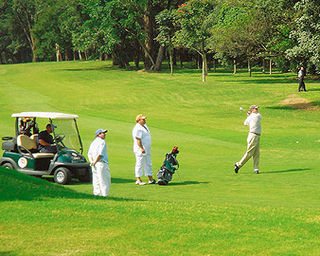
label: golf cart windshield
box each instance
[12,112,83,154]
[52,119,82,153]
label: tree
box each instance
[286,0,320,73]
[174,0,217,82]
[12,0,38,62]
[211,1,249,74]
[155,9,177,74]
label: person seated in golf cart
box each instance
[38,124,57,153]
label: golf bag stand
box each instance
[157,146,179,185]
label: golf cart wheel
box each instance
[2,162,14,169]
[54,167,72,185]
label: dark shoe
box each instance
[234,164,239,173]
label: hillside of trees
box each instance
[1,0,319,79]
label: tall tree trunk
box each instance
[55,43,62,62]
[233,58,237,74]
[143,0,156,70]
[202,52,207,82]
[269,58,272,75]
[169,48,174,75]
[248,58,252,77]
[154,45,165,71]
[15,2,37,62]
[78,51,82,61]
[31,35,37,62]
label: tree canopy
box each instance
[1,0,319,77]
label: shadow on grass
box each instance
[266,105,296,111]
[308,88,320,92]
[0,252,17,256]
[0,168,140,202]
[263,168,311,174]
[111,177,134,184]
[266,100,320,111]
[230,78,297,84]
[58,64,299,78]
[61,65,118,72]
[169,180,209,186]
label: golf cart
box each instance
[0,112,91,185]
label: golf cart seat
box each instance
[30,134,38,144]
[17,134,55,159]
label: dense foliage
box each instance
[0,0,319,74]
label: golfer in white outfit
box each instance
[88,129,111,197]
[132,114,156,185]
[235,105,262,174]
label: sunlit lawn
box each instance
[0,61,319,255]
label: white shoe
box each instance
[254,169,260,174]
[135,180,146,185]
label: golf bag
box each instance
[157,146,180,185]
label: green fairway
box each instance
[0,61,319,255]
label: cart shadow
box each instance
[263,168,311,174]
[0,168,143,202]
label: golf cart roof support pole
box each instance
[74,119,83,154]
[15,117,19,137]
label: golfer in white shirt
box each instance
[88,129,111,196]
[132,114,156,185]
[235,105,262,174]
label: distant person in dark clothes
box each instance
[298,66,307,92]
[38,124,57,153]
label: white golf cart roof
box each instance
[12,112,79,119]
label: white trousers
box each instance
[92,162,111,197]
[237,132,260,170]
[134,152,152,178]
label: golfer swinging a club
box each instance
[234,105,262,174]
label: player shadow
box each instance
[263,168,311,174]
[111,177,134,184]
[168,180,210,186]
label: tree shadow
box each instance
[168,180,210,186]
[232,78,297,84]
[60,66,118,72]
[266,105,296,111]
[0,252,17,256]
[308,88,320,92]
[266,100,320,111]
[263,168,311,174]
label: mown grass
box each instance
[0,61,319,255]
